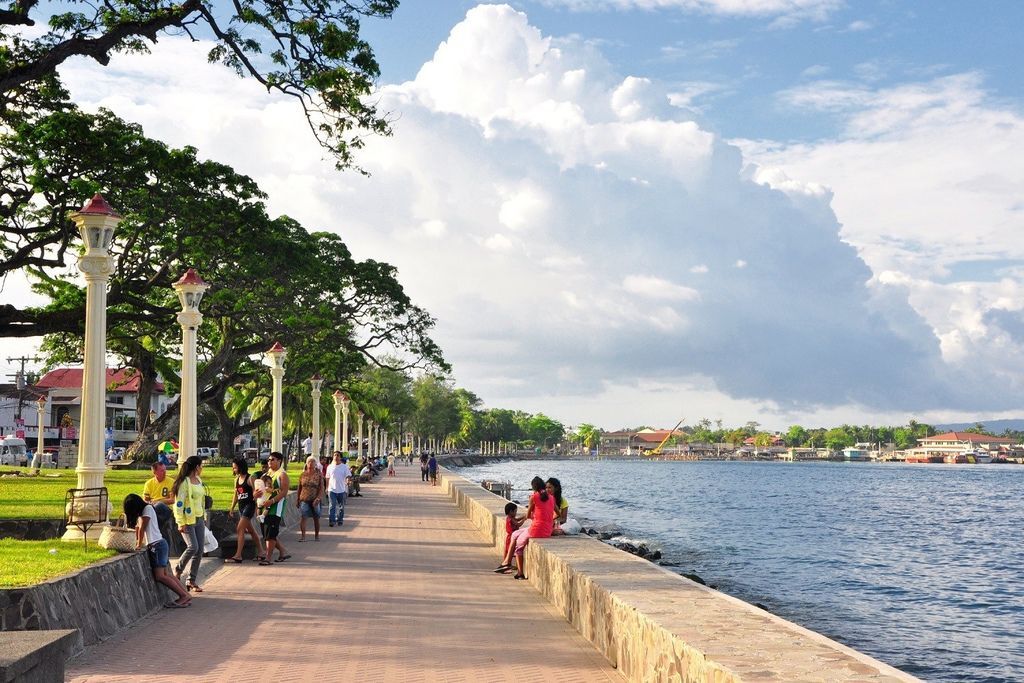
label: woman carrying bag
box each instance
[172,455,207,593]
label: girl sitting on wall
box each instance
[495,476,555,580]
[123,494,191,608]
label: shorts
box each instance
[299,501,320,519]
[263,514,282,540]
[238,502,257,519]
[147,538,169,568]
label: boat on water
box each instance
[841,447,872,462]
[907,453,944,464]
[944,449,993,464]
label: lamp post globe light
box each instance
[63,194,121,541]
[31,394,47,473]
[310,374,323,460]
[263,343,287,454]
[333,391,350,455]
[173,268,209,462]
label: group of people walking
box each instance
[126,448,375,607]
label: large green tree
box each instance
[8,107,444,459]
[0,0,398,169]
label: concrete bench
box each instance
[0,629,78,682]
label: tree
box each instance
[785,425,808,447]
[0,0,398,169]
[824,427,854,451]
[524,413,564,450]
[9,107,445,460]
[575,424,600,452]
[410,375,460,442]
[753,432,774,451]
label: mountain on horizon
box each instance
[934,419,1024,433]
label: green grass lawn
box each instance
[0,465,254,520]
[0,539,118,587]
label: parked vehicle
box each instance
[196,447,214,459]
[0,436,29,466]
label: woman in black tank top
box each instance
[226,457,265,563]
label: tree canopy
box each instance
[0,0,398,168]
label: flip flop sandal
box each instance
[225,557,243,563]
[258,559,272,566]
[275,554,292,563]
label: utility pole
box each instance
[6,355,43,420]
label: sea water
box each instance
[449,459,1024,683]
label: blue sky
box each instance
[364,1,1024,141]
[4,1,1024,430]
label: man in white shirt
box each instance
[325,451,352,527]
[302,432,313,461]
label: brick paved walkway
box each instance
[68,464,623,682]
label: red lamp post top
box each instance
[174,268,207,287]
[268,341,285,353]
[36,394,47,407]
[78,193,122,217]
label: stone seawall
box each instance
[438,467,920,683]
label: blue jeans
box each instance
[175,517,205,583]
[329,491,346,524]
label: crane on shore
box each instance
[648,418,686,457]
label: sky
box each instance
[2,1,1024,431]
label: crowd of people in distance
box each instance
[126,447,406,607]
[494,476,570,580]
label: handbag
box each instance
[99,514,137,552]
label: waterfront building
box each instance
[1,368,171,448]
[904,431,1016,463]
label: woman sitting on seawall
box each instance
[546,477,569,534]
[123,493,191,608]
[495,476,555,580]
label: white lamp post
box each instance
[356,412,364,460]
[173,269,209,462]
[63,194,120,541]
[263,342,286,454]
[333,391,350,455]
[310,374,323,460]
[31,394,46,473]
[367,420,375,458]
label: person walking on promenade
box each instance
[297,456,324,542]
[226,457,264,563]
[259,453,291,564]
[387,452,396,477]
[123,494,191,607]
[420,452,429,482]
[171,455,207,593]
[325,452,350,527]
[319,454,331,506]
[428,453,438,486]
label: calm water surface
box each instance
[449,460,1024,683]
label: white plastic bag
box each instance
[560,518,582,535]
[204,527,219,553]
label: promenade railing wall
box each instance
[438,467,919,683]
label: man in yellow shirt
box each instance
[143,462,174,526]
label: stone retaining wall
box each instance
[0,491,300,659]
[0,519,65,541]
[0,552,169,657]
[438,467,920,683]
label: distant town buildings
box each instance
[0,367,170,447]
